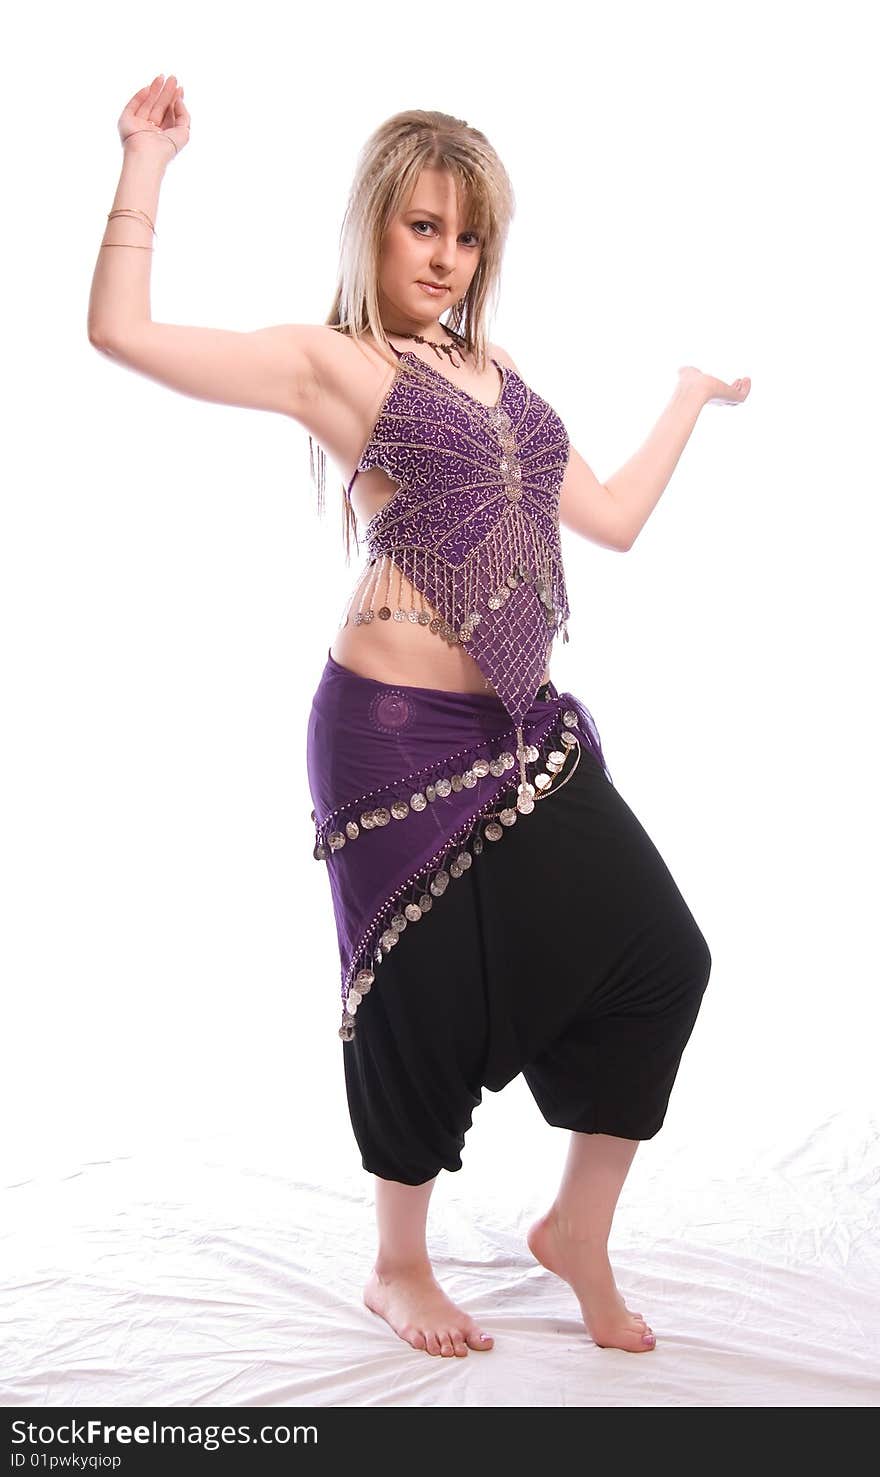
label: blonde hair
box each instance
[310,109,516,562]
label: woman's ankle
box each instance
[544,1205,610,1248]
[372,1254,434,1281]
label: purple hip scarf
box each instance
[307,650,613,1041]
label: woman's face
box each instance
[377,166,483,336]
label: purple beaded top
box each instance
[348,348,572,729]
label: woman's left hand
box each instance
[677,366,751,407]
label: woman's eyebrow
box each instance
[405,208,473,226]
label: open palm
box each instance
[118,73,190,155]
[678,365,751,407]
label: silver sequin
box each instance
[484,821,503,841]
[410,792,427,811]
[563,710,578,727]
[391,800,410,820]
[345,820,360,839]
[435,777,452,797]
[328,831,346,851]
[404,903,422,922]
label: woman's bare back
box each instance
[310,330,552,696]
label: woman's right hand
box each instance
[118,74,190,158]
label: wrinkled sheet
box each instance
[2,1107,878,1408]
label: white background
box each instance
[2,0,878,1406]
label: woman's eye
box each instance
[411,222,480,246]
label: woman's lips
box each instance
[417,281,448,295]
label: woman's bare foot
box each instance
[527,1211,656,1353]
[364,1262,494,1356]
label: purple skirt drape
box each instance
[306,651,613,1040]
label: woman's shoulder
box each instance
[487,341,521,375]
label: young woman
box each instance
[89,75,750,1362]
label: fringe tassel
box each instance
[516,723,528,796]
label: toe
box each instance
[466,1328,494,1350]
[406,1326,427,1351]
[438,1332,455,1357]
[616,1328,656,1353]
[451,1332,469,1357]
[424,1331,441,1356]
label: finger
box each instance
[151,74,178,121]
[124,85,152,110]
[165,85,186,128]
[145,74,173,123]
[134,75,165,120]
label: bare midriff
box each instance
[331,561,552,696]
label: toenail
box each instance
[480,1333,491,1340]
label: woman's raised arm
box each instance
[87,74,324,423]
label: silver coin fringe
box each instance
[311,708,587,1041]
